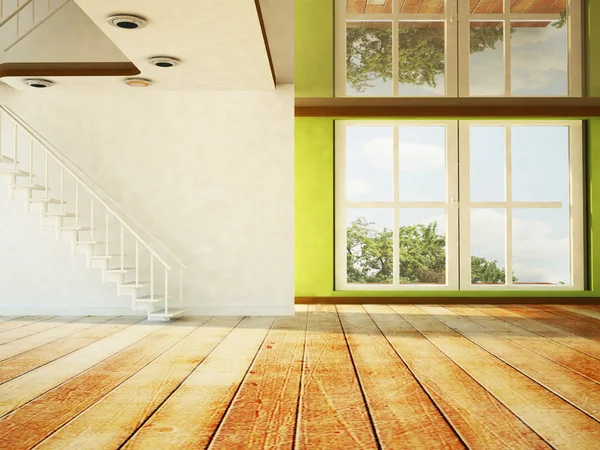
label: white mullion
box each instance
[446,0,458,97]
[458,0,470,96]
[446,121,459,289]
[347,201,448,208]
[503,0,511,96]
[344,13,443,21]
[334,121,348,288]
[393,126,399,285]
[458,121,471,288]
[505,125,513,285]
[392,19,399,96]
[473,13,560,21]
[569,121,584,288]
[471,201,563,209]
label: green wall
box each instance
[294,1,600,297]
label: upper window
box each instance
[335,0,582,97]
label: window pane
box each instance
[512,126,569,202]
[346,22,393,95]
[346,126,394,202]
[400,0,445,14]
[511,0,566,13]
[513,208,570,285]
[471,0,503,13]
[398,22,445,96]
[510,20,568,95]
[399,209,446,285]
[470,126,505,202]
[469,22,505,96]
[347,0,393,14]
[399,125,446,202]
[471,208,507,285]
[347,209,394,284]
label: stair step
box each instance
[104,267,135,273]
[0,169,31,177]
[88,254,125,260]
[76,240,104,245]
[0,155,16,163]
[44,212,76,217]
[61,226,91,231]
[136,295,165,303]
[28,198,64,204]
[11,184,46,190]
[147,308,185,321]
[120,281,150,289]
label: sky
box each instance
[344,124,571,286]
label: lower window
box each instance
[335,120,584,290]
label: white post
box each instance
[120,224,124,270]
[28,139,33,185]
[44,153,48,196]
[74,181,79,227]
[105,210,109,256]
[59,168,64,213]
[164,268,169,315]
[13,125,17,170]
[90,198,94,241]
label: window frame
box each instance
[334,0,583,98]
[334,119,585,291]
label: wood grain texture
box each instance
[420,305,600,420]
[0,316,115,362]
[365,304,549,450]
[0,316,50,333]
[0,318,204,449]
[0,62,140,78]
[295,304,378,450]
[338,304,465,449]
[35,317,242,450]
[394,305,600,449]
[0,316,85,345]
[122,316,275,450]
[446,305,600,384]
[208,308,307,450]
[0,316,140,384]
[551,305,600,321]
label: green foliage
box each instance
[346,217,515,285]
[346,25,506,93]
[552,10,567,29]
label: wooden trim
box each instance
[295,297,600,305]
[0,62,140,78]
[295,97,600,117]
[254,0,277,87]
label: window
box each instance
[335,0,582,97]
[335,120,584,290]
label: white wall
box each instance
[0,85,294,315]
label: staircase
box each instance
[0,106,186,320]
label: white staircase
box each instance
[0,106,186,320]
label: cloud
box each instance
[361,137,445,171]
[347,178,374,197]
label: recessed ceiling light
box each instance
[24,79,53,88]
[148,56,180,68]
[124,78,152,87]
[107,14,147,29]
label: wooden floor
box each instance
[1,305,600,449]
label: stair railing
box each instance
[0,105,186,316]
[0,0,71,52]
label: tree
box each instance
[346,24,505,93]
[346,217,515,284]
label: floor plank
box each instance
[0,316,114,362]
[295,304,378,450]
[475,305,600,360]
[551,305,600,321]
[446,305,600,384]
[0,317,52,333]
[34,316,242,450]
[420,305,600,421]
[0,316,85,345]
[208,308,307,450]
[338,304,466,449]
[0,316,141,385]
[0,317,160,418]
[365,304,550,450]
[0,316,22,324]
[0,317,206,449]
[393,304,600,449]
[121,316,275,449]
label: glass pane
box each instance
[511,0,566,13]
[471,0,503,13]
[346,126,394,202]
[471,208,507,285]
[510,20,568,95]
[347,209,394,284]
[346,22,393,95]
[469,22,505,96]
[513,208,570,285]
[511,126,569,202]
[398,22,445,96]
[399,125,446,202]
[400,0,445,14]
[399,209,446,284]
[347,0,393,14]
[470,126,505,202]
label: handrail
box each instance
[0,105,187,271]
[0,0,33,28]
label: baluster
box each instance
[28,139,33,185]
[164,268,169,315]
[59,168,64,213]
[135,240,139,285]
[120,224,124,270]
[74,181,78,226]
[13,125,17,170]
[105,210,109,256]
[90,197,94,241]
[150,255,154,300]
[44,153,48,196]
